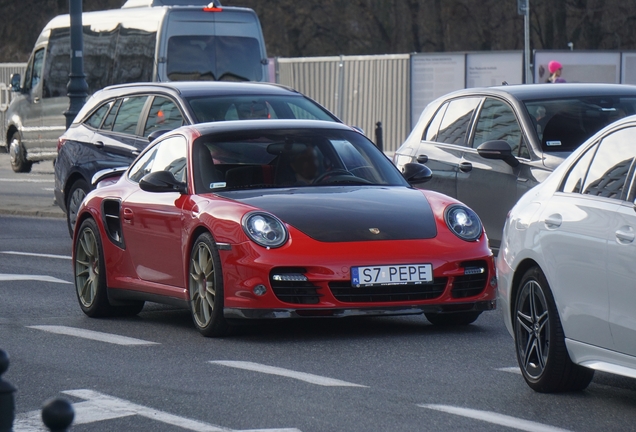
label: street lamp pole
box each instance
[518,0,531,83]
[64,0,88,129]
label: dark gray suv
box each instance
[54,81,340,236]
[393,83,636,253]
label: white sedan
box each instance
[498,114,636,392]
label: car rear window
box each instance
[524,96,636,153]
[185,95,337,123]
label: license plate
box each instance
[351,264,433,287]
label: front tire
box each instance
[514,266,594,392]
[425,311,482,326]
[9,131,32,173]
[189,232,229,337]
[66,179,91,237]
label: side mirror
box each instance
[402,162,432,184]
[147,129,171,142]
[139,171,187,194]
[9,73,21,92]
[477,140,519,167]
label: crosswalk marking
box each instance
[210,360,367,387]
[14,389,301,432]
[418,404,571,432]
[0,274,71,284]
[1,251,71,260]
[28,325,159,346]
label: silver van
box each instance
[3,0,268,172]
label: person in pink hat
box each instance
[547,60,566,83]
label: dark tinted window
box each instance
[85,101,114,129]
[167,35,262,82]
[25,48,44,93]
[561,144,597,194]
[582,127,636,200]
[435,98,480,145]
[186,95,336,123]
[524,97,636,153]
[112,96,148,134]
[144,97,184,136]
[101,99,121,131]
[423,103,448,141]
[473,98,528,158]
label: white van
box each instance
[3,0,268,172]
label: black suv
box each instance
[54,81,340,236]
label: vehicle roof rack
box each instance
[122,0,221,8]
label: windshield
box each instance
[192,129,408,193]
[524,96,636,153]
[185,95,338,123]
[167,35,262,82]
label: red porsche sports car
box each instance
[73,120,496,336]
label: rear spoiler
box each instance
[92,166,128,186]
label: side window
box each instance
[128,135,187,184]
[112,96,149,135]
[435,98,480,146]
[101,99,121,131]
[473,98,526,158]
[561,144,597,194]
[423,103,448,141]
[144,97,185,137]
[582,127,636,200]
[84,101,114,129]
[23,48,45,93]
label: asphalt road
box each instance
[2,215,636,431]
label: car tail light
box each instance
[203,1,222,12]
[57,137,67,153]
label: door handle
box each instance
[123,207,134,223]
[544,214,562,228]
[94,141,104,149]
[616,227,635,243]
[459,162,472,172]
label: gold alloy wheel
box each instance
[75,226,100,308]
[189,241,217,328]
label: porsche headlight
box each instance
[242,212,288,248]
[445,205,482,241]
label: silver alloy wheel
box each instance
[515,279,550,379]
[68,188,87,234]
[75,227,100,308]
[189,241,216,327]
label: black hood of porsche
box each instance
[217,186,437,242]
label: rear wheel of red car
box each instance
[189,232,229,337]
[74,218,116,317]
[514,266,594,392]
[66,179,90,238]
[425,311,481,326]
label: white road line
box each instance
[497,366,522,374]
[27,325,159,346]
[14,389,301,432]
[0,274,71,284]
[1,251,71,260]
[210,360,367,387]
[418,404,572,432]
[0,178,53,183]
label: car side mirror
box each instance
[477,140,519,167]
[9,73,21,92]
[147,129,171,142]
[139,171,187,194]
[402,162,432,184]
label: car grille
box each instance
[328,278,447,303]
[452,261,489,298]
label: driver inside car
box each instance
[289,144,322,184]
